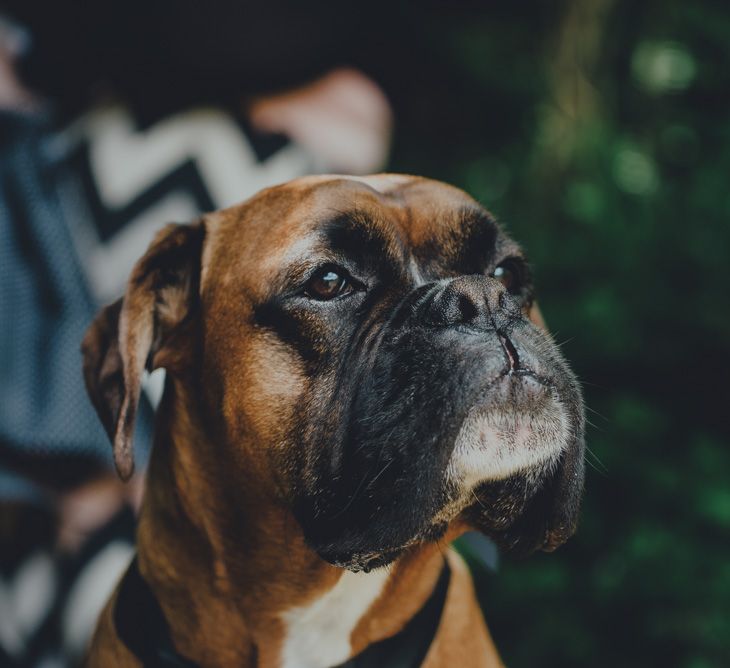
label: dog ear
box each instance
[81,223,205,480]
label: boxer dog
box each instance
[82,174,584,667]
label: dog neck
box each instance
[134,379,449,668]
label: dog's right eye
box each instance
[304,266,353,301]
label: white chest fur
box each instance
[280,568,390,668]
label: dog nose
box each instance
[424,275,521,332]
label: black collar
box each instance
[114,556,451,668]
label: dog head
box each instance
[82,174,584,571]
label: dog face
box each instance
[83,174,584,572]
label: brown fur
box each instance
[81,174,560,667]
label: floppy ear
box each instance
[81,223,205,480]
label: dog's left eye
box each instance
[491,258,526,295]
[304,266,354,301]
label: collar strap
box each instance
[114,557,198,667]
[114,556,451,668]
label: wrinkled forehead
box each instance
[287,174,489,242]
[200,175,512,297]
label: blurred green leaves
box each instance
[391,0,730,665]
[631,41,697,94]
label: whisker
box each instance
[585,404,609,421]
[584,444,608,474]
[585,417,603,432]
[331,467,373,519]
[470,488,487,511]
[368,459,395,487]
[554,336,576,348]
[579,379,608,390]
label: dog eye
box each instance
[492,259,524,295]
[304,266,353,300]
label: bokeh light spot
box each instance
[631,41,697,94]
[613,143,659,195]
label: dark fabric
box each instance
[0,502,137,665]
[115,558,451,668]
[5,1,384,120]
[0,111,153,487]
[2,0,466,129]
[0,97,303,499]
[115,558,198,668]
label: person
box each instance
[0,5,392,664]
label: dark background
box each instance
[387,2,729,667]
[5,1,729,665]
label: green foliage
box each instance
[392,1,730,665]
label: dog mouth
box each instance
[304,374,568,572]
[299,364,575,570]
[295,309,583,571]
[448,372,569,489]
[480,366,557,409]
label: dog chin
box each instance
[318,547,404,573]
[313,522,449,573]
[309,376,572,573]
[447,373,570,491]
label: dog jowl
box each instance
[83,174,585,575]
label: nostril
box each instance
[457,294,479,323]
